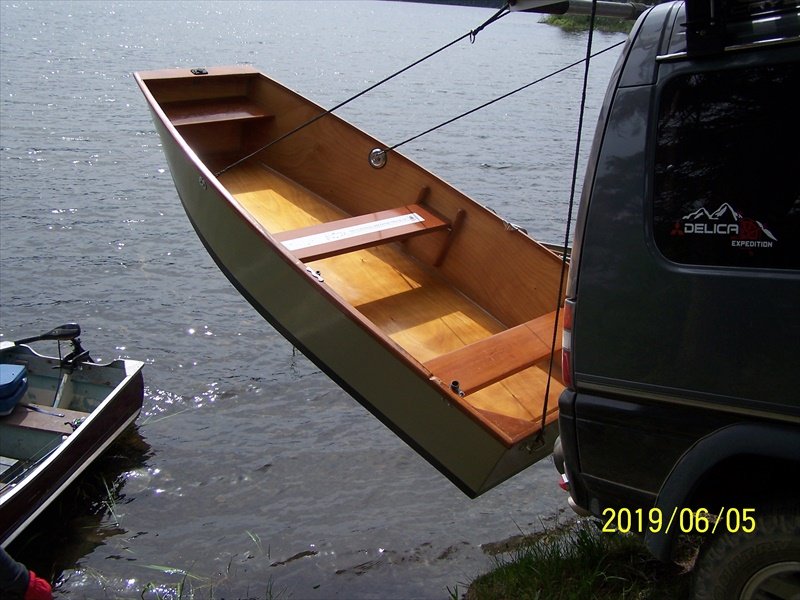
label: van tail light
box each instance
[561,299,576,389]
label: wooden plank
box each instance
[272,204,449,262]
[424,310,562,396]
[164,97,272,126]
[222,162,347,232]
[2,404,87,436]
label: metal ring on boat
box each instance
[369,148,387,169]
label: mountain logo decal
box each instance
[670,203,777,249]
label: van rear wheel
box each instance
[692,505,800,600]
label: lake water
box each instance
[0,1,626,598]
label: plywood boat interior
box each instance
[223,162,565,436]
[138,66,566,493]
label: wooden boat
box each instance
[135,65,565,497]
[0,325,144,546]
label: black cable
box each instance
[215,3,510,177]
[374,39,623,162]
[538,0,601,442]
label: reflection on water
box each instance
[0,0,625,597]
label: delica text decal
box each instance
[671,203,777,250]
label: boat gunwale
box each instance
[134,66,560,449]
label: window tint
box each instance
[653,63,800,270]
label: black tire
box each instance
[692,504,800,600]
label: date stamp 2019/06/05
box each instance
[601,507,756,535]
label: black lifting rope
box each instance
[368,38,624,168]
[215,2,511,177]
[537,0,602,444]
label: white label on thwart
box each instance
[282,212,425,251]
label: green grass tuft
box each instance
[465,519,691,600]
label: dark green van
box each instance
[555,0,800,598]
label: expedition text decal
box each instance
[670,203,777,251]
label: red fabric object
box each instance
[24,571,52,600]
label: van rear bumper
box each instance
[553,435,592,517]
[557,389,593,515]
[557,388,664,517]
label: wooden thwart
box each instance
[273,204,450,262]
[3,404,87,436]
[425,310,562,396]
[164,96,273,127]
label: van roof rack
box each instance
[512,0,800,56]
[684,0,800,55]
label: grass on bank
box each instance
[542,14,635,34]
[462,518,693,600]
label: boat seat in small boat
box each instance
[2,403,87,436]
[424,310,562,397]
[272,204,450,262]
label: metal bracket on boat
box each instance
[503,220,528,235]
[306,267,324,283]
[190,68,209,76]
[450,380,465,397]
[522,436,547,454]
[65,417,85,431]
[198,175,207,190]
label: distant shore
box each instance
[541,14,634,32]
[394,0,506,8]
[394,1,635,33]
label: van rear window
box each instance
[653,63,799,270]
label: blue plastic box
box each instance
[0,363,28,416]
